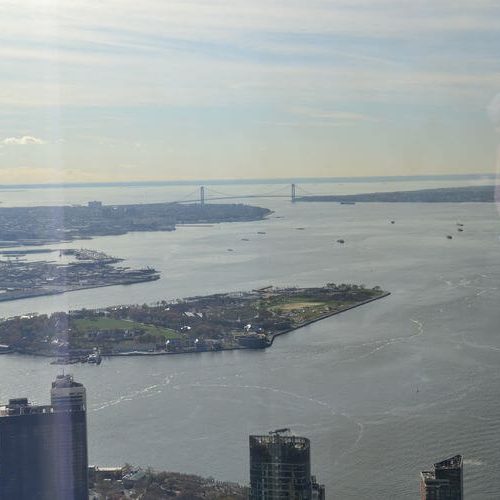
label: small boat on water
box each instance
[340,201,356,205]
[337,239,345,244]
[87,350,102,365]
[51,349,102,365]
[446,235,453,240]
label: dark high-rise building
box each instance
[0,375,88,500]
[311,475,326,500]
[249,429,325,500]
[420,455,463,500]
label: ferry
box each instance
[88,350,102,365]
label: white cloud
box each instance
[1,0,496,44]
[0,0,498,111]
[2,136,46,145]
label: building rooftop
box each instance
[51,373,83,389]
[250,431,310,450]
[434,455,463,470]
[421,455,463,485]
[0,398,53,417]
[1,375,86,416]
[421,471,435,480]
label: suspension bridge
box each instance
[168,184,317,205]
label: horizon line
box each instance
[0,173,496,190]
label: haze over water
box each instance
[0,178,499,499]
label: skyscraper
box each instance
[420,455,463,500]
[249,429,325,500]
[0,375,88,500]
[51,373,87,411]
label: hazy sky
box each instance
[1,0,500,183]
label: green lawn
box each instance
[72,317,180,339]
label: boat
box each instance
[336,239,345,244]
[87,350,102,365]
[446,235,453,240]
[340,201,356,205]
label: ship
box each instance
[87,349,102,365]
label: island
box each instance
[296,185,497,203]
[0,284,389,359]
[0,248,160,302]
[0,201,272,247]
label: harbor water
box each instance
[0,179,499,498]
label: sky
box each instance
[1,0,500,184]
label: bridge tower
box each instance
[291,183,296,203]
[200,186,205,206]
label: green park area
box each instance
[265,290,367,324]
[72,317,179,340]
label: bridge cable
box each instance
[205,184,291,199]
[166,188,201,204]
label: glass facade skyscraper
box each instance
[249,429,324,500]
[0,376,88,500]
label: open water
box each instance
[0,178,499,499]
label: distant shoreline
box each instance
[0,201,272,248]
[0,173,494,190]
[296,185,498,203]
[0,274,160,304]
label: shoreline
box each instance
[0,275,160,304]
[0,202,272,249]
[296,184,497,203]
[268,291,391,345]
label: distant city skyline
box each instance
[1,1,500,184]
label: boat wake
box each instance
[91,374,177,412]
[189,381,366,462]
